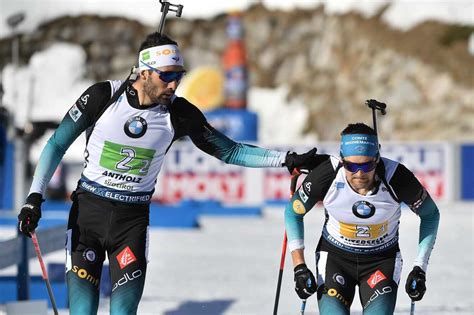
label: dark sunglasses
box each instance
[342,160,377,173]
[140,61,186,83]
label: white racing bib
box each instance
[80,80,175,203]
[322,158,401,253]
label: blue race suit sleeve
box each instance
[413,193,440,271]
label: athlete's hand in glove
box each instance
[284,148,318,174]
[405,266,426,301]
[18,193,43,237]
[294,263,317,299]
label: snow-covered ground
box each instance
[0,201,472,314]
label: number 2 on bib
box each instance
[100,141,155,176]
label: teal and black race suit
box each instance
[30,80,288,315]
[285,155,440,315]
[29,80,286,201]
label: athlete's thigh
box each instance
[66,193,107,314]
[316,250,356,315]
[359,252,403,315]
[108,208,149,315]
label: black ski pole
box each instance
[273,169,302,315]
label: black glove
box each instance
[18,193,43,237]
[284,148,318,174]
[405,266,426,301]
[294,263,317,299]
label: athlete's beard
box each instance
[349,173,375,192]
[143,76,173,105]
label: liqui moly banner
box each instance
[154,141,454,204]
[154,142,263,204]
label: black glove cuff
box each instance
[413,266,426,277]
[26,193,44,206]
[294,263,308,273]
[283,151,293,166]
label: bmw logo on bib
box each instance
[352,200,376,219]
[124,116,147,138]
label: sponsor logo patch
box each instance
[71,265,99,287]
[410,189,428,212]
[112,269,143,292]
[142,51,150,60]
[364,285,393,308]
[325,288,350,307]
[367,270,387,289]
[77,94,90,108]
[83,248,97,264]
[116,246,137,270]
[298,188,309,203]
[292,199,306,215]
[332,273,346,286]
[68,104,82,122]
[124,116,148,138]
[336,182,345,189]
[352,200,376,219]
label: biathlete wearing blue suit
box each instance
[285,123,440,315]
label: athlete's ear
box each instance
[140,70,148,80]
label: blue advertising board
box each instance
[461,144,474,200]
[204,108,257,141]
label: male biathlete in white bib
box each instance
[16,33,320,315]
[285,123,440,314]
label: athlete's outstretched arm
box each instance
[191,123,287,167]
[172,97,319,169]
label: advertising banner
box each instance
[154,142,454,205]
